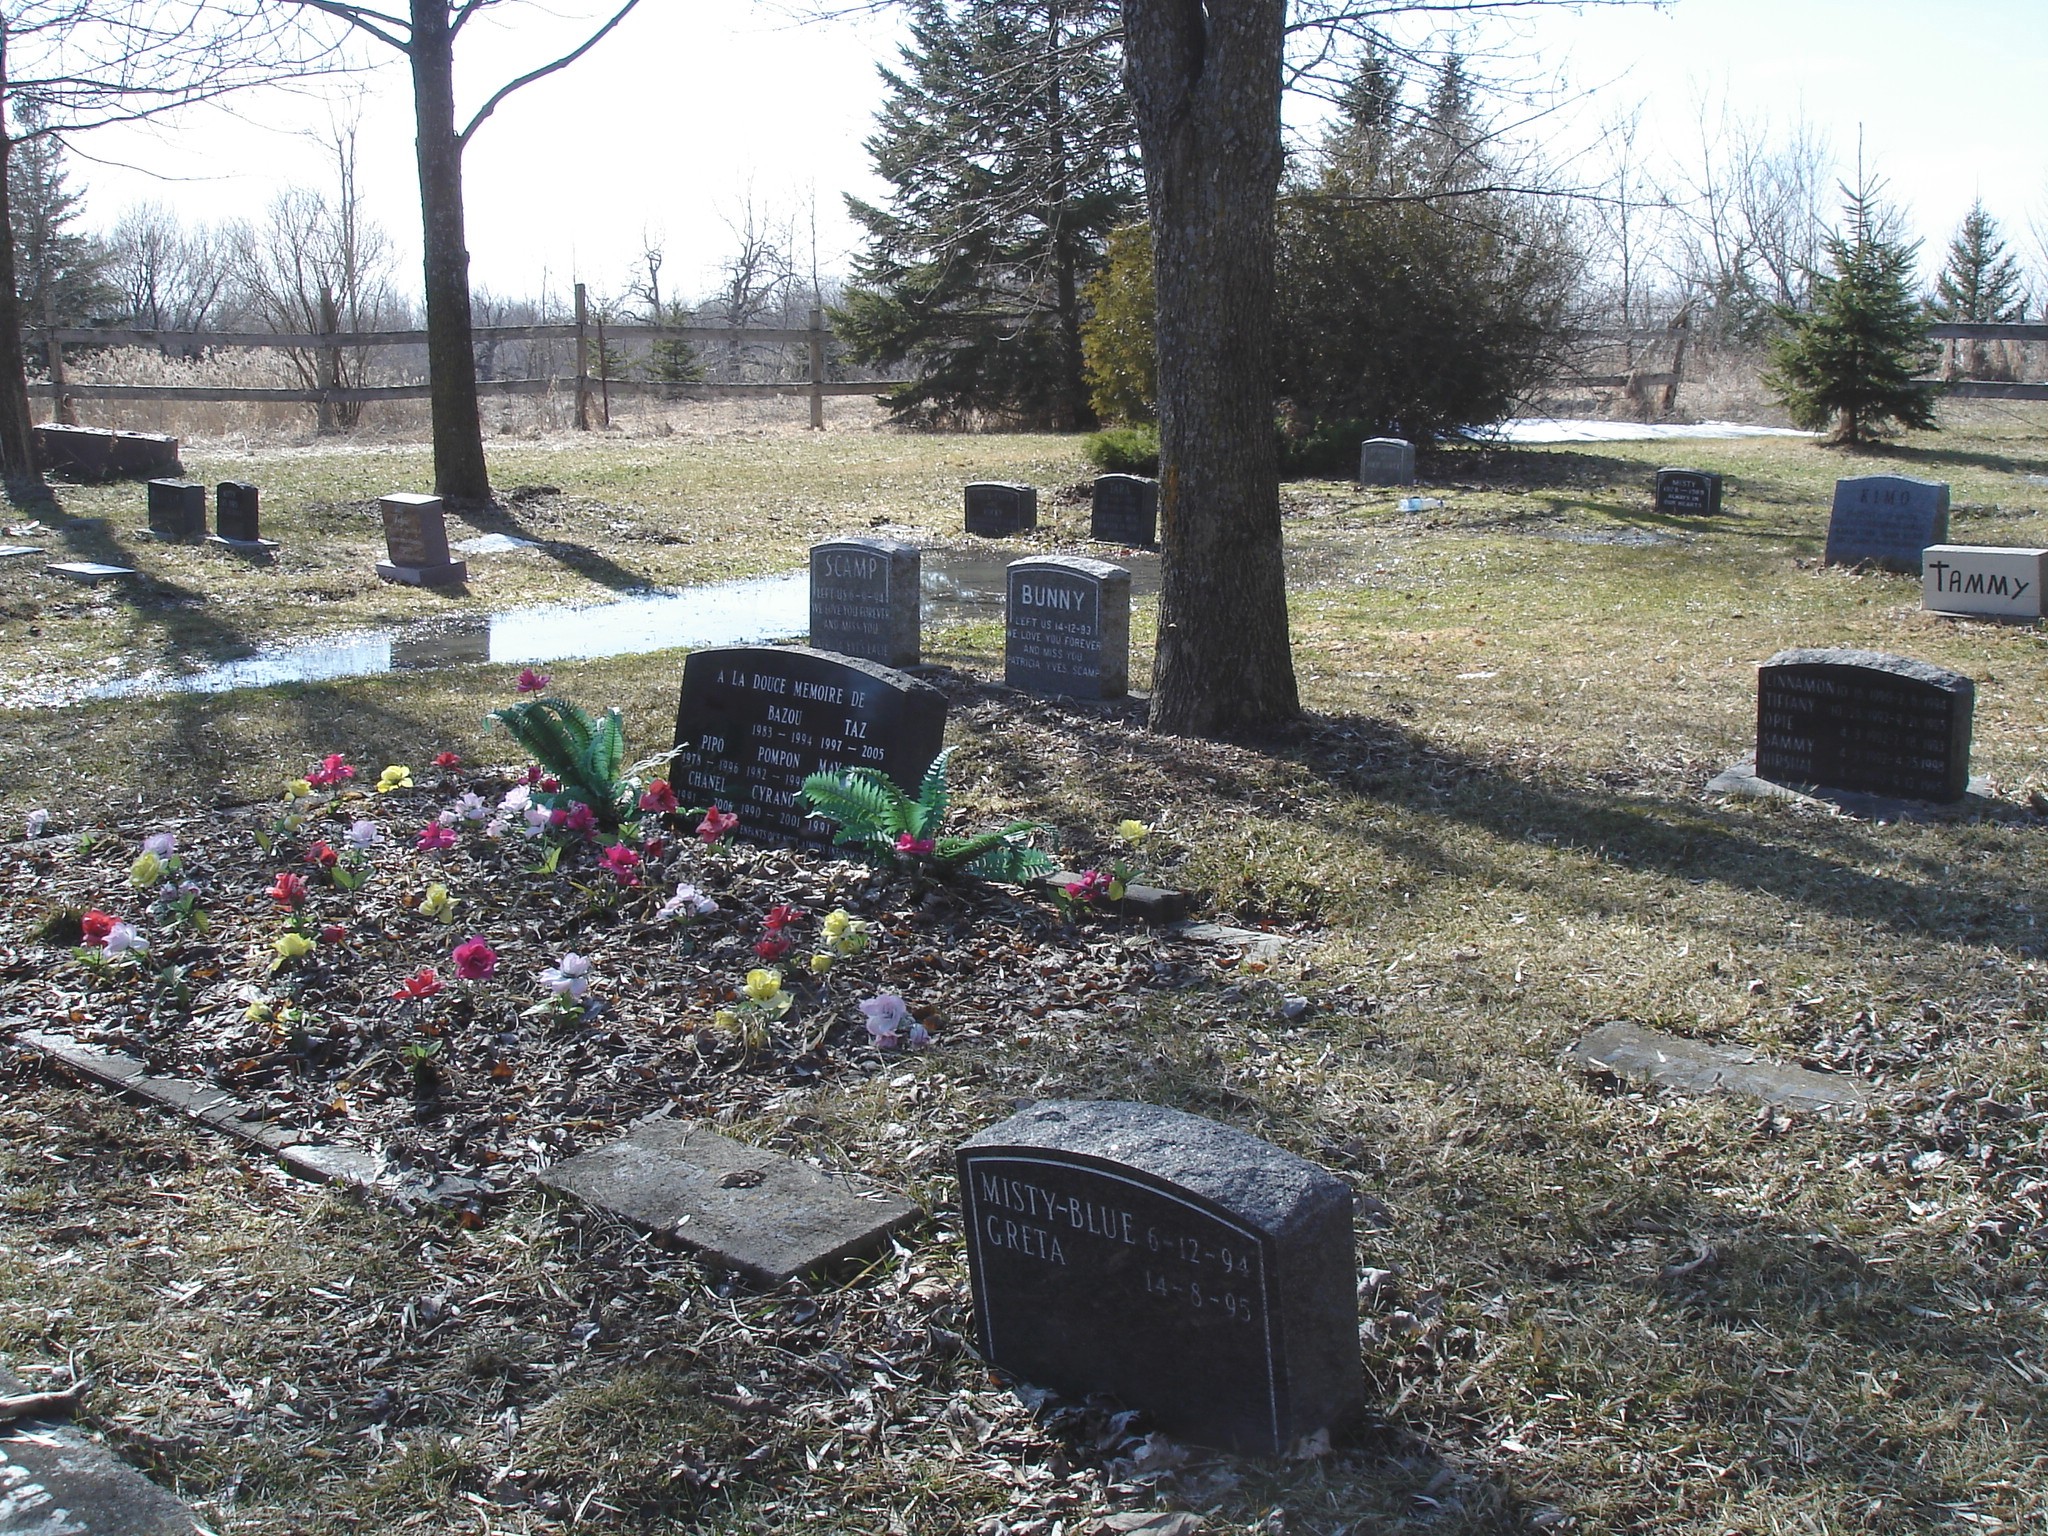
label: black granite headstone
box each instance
[146,478,206,540]
[1654,468,1724,516]
[959,1100,1360,1456]
[1755,648,1974,803]
[1824,476,1950,573]
[1005,556,1130,700]
[671,645,948,848]
[966,482,1038,537]
[34,423,180,481]
[1090,474,1159,547]
[809,537,921,668]
[215,481,261,542]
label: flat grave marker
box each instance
[1654,467,1725,516]
[965,481,1038,537]
[0,545,40,561]
[46,561,136,585]
[1357,437,1416,486]
[1824,475,1950,573]
[376,493,468,586]
[809,536,921,667]
[1751,647,1974,803]
[671,644,948,848]
[959,1100,1361,1456]
[1005,555,1129,700]
[1090,474,1159,547]
[0,1360,197,1533]
[146,478,206,541]
[1921,544,2046,620]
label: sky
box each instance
[66,0,2048,312]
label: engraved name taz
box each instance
[969,1162,1265,1324]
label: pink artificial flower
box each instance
[861,993,909,1047]
[697,806,738,845]
[895,833,936,856]
[549,801,598,838]
[80,909,118,946]
[268,872,308,908]
[319,924,348,945]
[451,936,498,981]
[539,776,561,793]
[516,668,550,694]
[393,966,441,1000]
[306,753,356,789]
[600,843,642,884]
[432,751,462,770]
[638,780,679,814]
[416,822,458,853]
[524,765,543,787]
[1063,869,1113,903]
[642,835,667,861]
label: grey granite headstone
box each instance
[0,1361,198,1533]
[1921,545,2046,620]
[1753,647,1973,803]
[376,493,467,586]
[538,1120,918,1285]
[1090,475,1159,547]
[1654,468,1724,516]
[1005,556,1130,700]
[1824,475,1950,573]
[1568,1022,1866,1113]
[810,536,921,667]
[671,645,948,849]
[959,1100,1361,1456]
[146,479,205,541]
[965,482,1038,537]
[1357,438,1415,486]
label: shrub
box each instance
[1082,424,1159,476]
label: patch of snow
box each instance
[1469,418,1812,444]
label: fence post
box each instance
[807,308,825,430]
[574,283,591,431]
[45,291,75,426]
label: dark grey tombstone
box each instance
[671,645,948,848]
[1357,437,1416,486]
[34,422,180,481]
[1005,555,1130,700]
[214,481,261,542]
[965,481,1038,537]
[1654,467,1724,516]
[1824,475,1950,573]
[1090,474,1159,547]
[959,1100,1361,1456]
[376,492,468,586]
[1755,648,1974,803]
[146,478,206,540]
[809,536,921,668]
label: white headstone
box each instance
[1921,545,2046,620]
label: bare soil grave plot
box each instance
[3,405,2047,1534]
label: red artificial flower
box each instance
[305,842,339,869]
[451,935,498,981]
[548,801,598,838]
[1064,869,1113,903]
[432,751,462,770]
[895,833,936,856]
[638,780,679,814]
[600,844,642,884]
[268,872,308,908]
[697,806,738,845]
[319,924,348,945]
[80,909,118,946]
[306,753,356,789]
[515,668,550,694]
[416,822,458,852]
[392,966,442,1001]
[755,933,794,962]
[539,776,561,793]
[524,765,543,787]
[763,903,802,930]
[641,836,667,861]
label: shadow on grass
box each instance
[447,494,652,596]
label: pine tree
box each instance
[1764,176,1935,445]
[7,108,112,335]
[833,0,1141,428]
[1930,199,2026,379]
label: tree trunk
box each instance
[409,0,490,505]
[0,28,47,498]
[1122,0,1297,736]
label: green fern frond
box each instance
[962,840,1056,884]
[488,698,595,783]
[908,748,953,837]
[800,768,907,843]
[941,822,1052,883]
[584,709,627,792]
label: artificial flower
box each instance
[755,932,794,962]
[713,1008,739,1031]
[515,667,550,694]
[344,818,381,850]
[810,954,834,974]
[419,883,454,921]
[1063,868,1113,903]
[268,871,308,907]
[642,835,667,861]
[552,802,598,838]
[600,844,642,883]
[1116,819,1151,847]
[416,823,457,853]
[306,754,355,788]
[102,921,148,957]
[743,968,783,1004]
[638,780,679,814]
[860,993,909,1046]
[821,908,868,956]
[539,952,592,1000]
[432,751,462,769]
[697,805,738,844]
[305,842,339,868]
[24,809,50,838]
[287,778,314,798]
[142,832,177,858]
[764,903,802,930]
[393,966,441,1001]
[451,792,489,822]
[376,765,414,794]
[80,910,117,946]
[500,784,532,813]
[319,924,348,945]
[895,833,935,856]
[273,931,314,962]
[655,883,718,922]
[130,851,166,888]
[452,936,498,981]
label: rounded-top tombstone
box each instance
[1090,474,1159,547]
[1754,647,1974,803]
[959,1100,1361,1456]
[965,481,1038,537]
[1357,437,1415,487]
[1654,467,1724,516]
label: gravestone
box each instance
[33,422,180,481]
[965,481,1038,537]
[376,492,468,586]
[1357,437,1416,486]
[958,1100,1361,1456]
[671,645,947,848]
[214,481,260,541]
[1006,556,1130,700]
[46,561,135,585]
[1824,475,1950,573]
[809,536,921,668]
[1921,545,2046,621]
[0,1361,197,1534]
[1654,467,1724,516]
[1090,474,1159,547]
[146,478,206,541]
[1754,648,1973,803]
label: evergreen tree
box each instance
[7,108,112,336]
[833,0,1141,428]
[1930,199,2026,379]
[1077,222,1153,422]
[1765,176,1935,445]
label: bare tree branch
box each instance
[457,0,640,147]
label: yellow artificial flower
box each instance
[744,968,783,1003]
[713,1009,740,1031]
[810,953,835,974]
[376,765,414,793]
[287,778,313,799]
[129,851,165,888]
[822,908,852,940]
[243,998,274,1023]
[822,908,868,955]
[420,882,453,921]
[1116,819,1151,847]
[273,932,314,961]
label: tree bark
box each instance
[0,28,47,497]
[1122,0,1298,736]
[408,0,490,505]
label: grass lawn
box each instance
[2,403,2045,1535]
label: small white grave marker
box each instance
[1921,544,2046,620]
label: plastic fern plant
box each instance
[801,748,1054,884]
[486,696,637,829]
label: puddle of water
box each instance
[73,547,1161,704]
